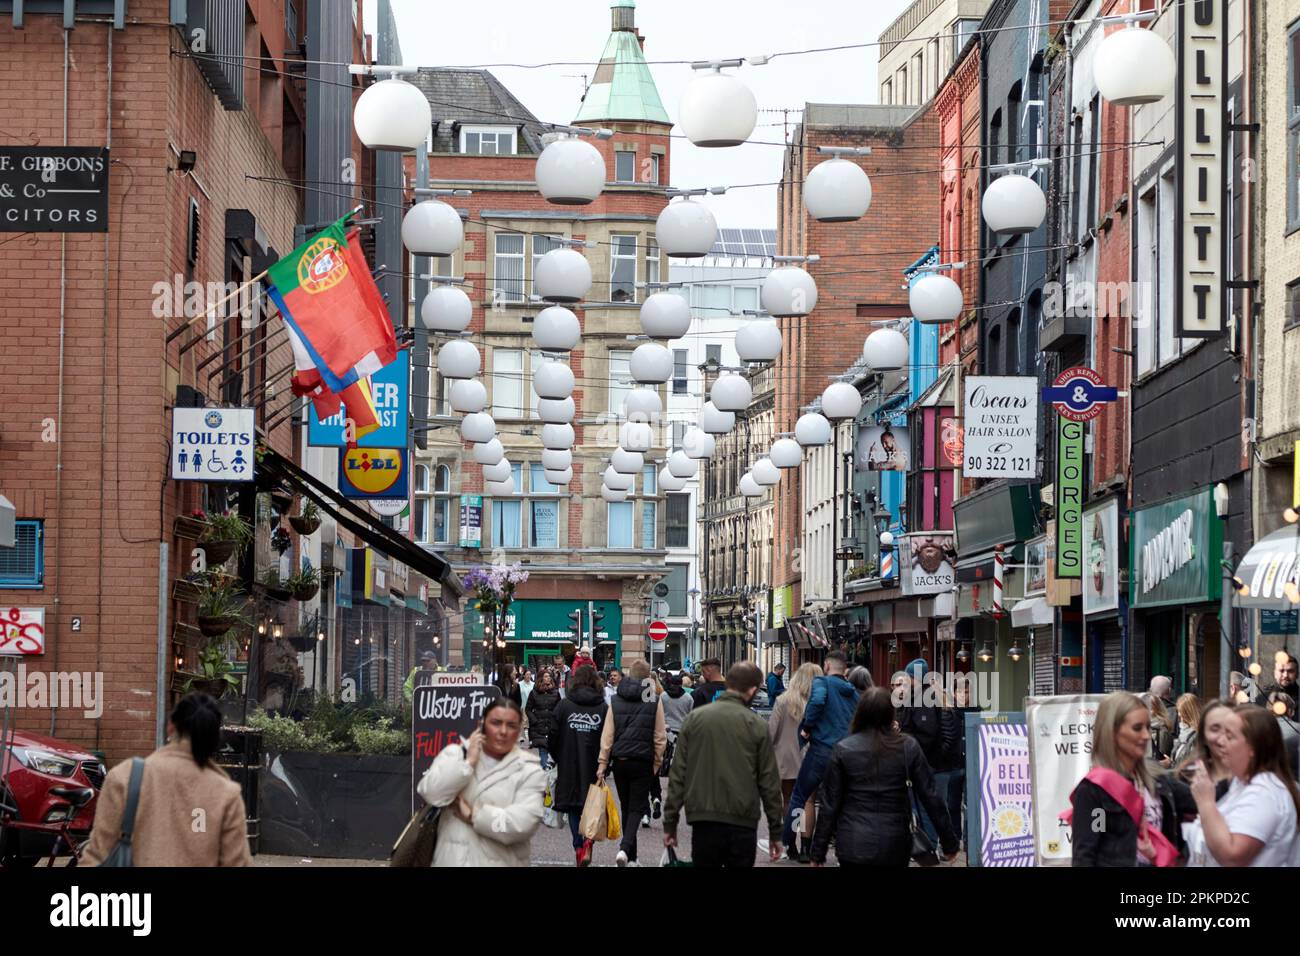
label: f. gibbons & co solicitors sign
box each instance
[0,147,109,232]
[1130,488,1221,609]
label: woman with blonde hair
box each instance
[1141,692,1175,765]
[1068,692,1187,867]
[768,661,823,862]
[1170,694,1202,768]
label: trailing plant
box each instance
[184,644,241,697]
[196,574,249,622]
[200,512,253,549]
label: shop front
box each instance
[1129,488,1223,696]
[1082,500,1126,693]
[464,598,624,671]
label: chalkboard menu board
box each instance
[410,683,500,813]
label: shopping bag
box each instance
[604,782,622,841]
[661,845,693,868]
[541,766,565,829]
[579,783,608,841]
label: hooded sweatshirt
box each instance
[662,681,695,733]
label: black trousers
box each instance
[691,822,757,867]
[612,757,654,860]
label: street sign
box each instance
[338,447,409,499]
[171,407,255,482]
[653,582,670,598]
[648,620,669,643]
[1057,419,1084,579]
[962,376,1038,479]
[1041,367,1117,423]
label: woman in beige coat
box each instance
[768,662,822,862]
[83,693,251,867]
[417,696,546,867]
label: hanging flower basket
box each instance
[293,582,320,602]
[199,539,238,566]
[263,584,293,603]
[188,677,232,699]
[197,615,239,638]
[289,514,321,535]
[288,634,317,653]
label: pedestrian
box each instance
[495,665,523,708]
[597,658,666,866]
[1170,694,1202,768]
[659,672,694,801]
[947,677,984,847]
[1267,690,1300,779]
[663,661,785,867]
[780,650,859,855]
[1229,670,1249,704]
[83,693,252,866]
[1148,675,1180,737]
[525,670,561,770]
[1068,692,1187,867]
[645,670,667,827]
[402,650,439,702]
[548,664,608,866]
[416,697,545,867]
[572,644,597,674]
[604,667,624,705]
[1185,705,1300,867]
[766,663,786,706]
[810,687,959,867]
[519,669,535,709]
[691,658,727,707]
[1176,699,1237,799]
[681,674,694,690]
[846,665,873,693]
[1142,692,1176,765]
[1261,654,1300,705]
[767,662,823,862]
[893,659,959,844]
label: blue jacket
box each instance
[799,675,859,750]
[766,672,785,704]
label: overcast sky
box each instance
[365,0,913,227]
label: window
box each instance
[882,78,892,105]
[1288,279,1300,330]
[929,39,940,97]
[1086,97,1101,231]
[461,126,517,155]
[1070,112,1085,240]
[608,501,634,548]
[694,283,731,316]
[897,67,908,103]
[953,18,981,59]
[414,465,430,543]
[531,234,564,298]
[1289,20,1300,232]
[732,286,759,316]
[415,465,450,544]
[648,153,661,185]
[673,349,689,395]
[494,233,525,303]
[608,349,633,413]
[911,52,924,102]
[1135,172,1183,375]
[492,348,524,418]
[433,465,451,544]
[492,463,524,548]
[705,344,722,367]
[646,239,660,288]
[671,421,687,450]
[1007,83,1021,167]
[639,465,657,550]
[662,563,689,615]
[666,493,690,548]
[615,150,636,183]
[610,234,638,302]
[0,519,43,588]
[528,464,559,548]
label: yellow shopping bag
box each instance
[604,782,622,841]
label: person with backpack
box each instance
[597,659,666,866]
[548,664,608,866]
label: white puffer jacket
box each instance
[417,743,546,867]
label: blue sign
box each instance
[308,351,409,447]
[1040,367,1118,423]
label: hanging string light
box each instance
[656,190,720,258]
[350,66,431,152]
[1093,11,1175,107]
[679,60,758,147]
[803,146,873,222]
[535,127,612,205]
[982,160,1049,235]
[460,411,496,444]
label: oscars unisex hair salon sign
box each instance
[962,377,1038,479]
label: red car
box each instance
[0,729,103,866]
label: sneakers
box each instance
[641,814,651,829]
[651,797,662,820]
[616,850,629,867]
[577,839,593,867]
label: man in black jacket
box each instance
[691,659,727,707]
[893,659,960,844]
[598,659,666,866]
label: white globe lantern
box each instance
[542,423,575,450]
[421,284,472,333]
[761,266,818,318]
[601,485,629,503]
[623,387,662,423]
[795,412,832,447]
[910,273,964,325]
[770,438,802,469]
[752,457,781,486]
[482,458,512,483]
[532,360,575,400]
[437,339,480,380]
[612,448,644,474]
[534,248,592,303]
[683,428,716,460]
[803,158,873,222]
[863,328,909,372]
[473,438,505,466]
[655,199,718,258]
[544,467,573,486]
[640,293,692,339]
[659,467,688,492]
[678,69,757,147]
[711,373,752,412]
[982,174,1047,235]
[735,319,782,363]
[486,477,515,497]
[821,382,862,421]
[533,306,581,352]
[537,397,575,424]
[880,530,896,549]
[541,448,572,471]
[739,472,763,498]
[700,401,735,435]
[604,466,634,491]
[1094,26,1175,107]
[668,450,698,479]
[353,77,431,152]
[401,200,463,257]
[535,136,605,205]
[460,411,496,444]
[630,343,673,384]
[451,380,488,414]
[620,421,653,453]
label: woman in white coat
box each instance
[417,697,547,867]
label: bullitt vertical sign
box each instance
[1176,0,1227,337]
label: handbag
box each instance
[541,766,566,829]
[661,845,693,868]
[659,734,676,778]
[579,782,609,841]
[390,804,442,867]
[904,756,940,867]
[604,781,622,841]
[98,757,145,868]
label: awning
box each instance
[258,445,463,595]
[1233,526,1300,609]
[1011,596,1053,628]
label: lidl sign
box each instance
[308,351,409,447]
[338,446,409,500]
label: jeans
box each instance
[536,747,551,770]
[782,742,832,847]
[692,822,757,867]
[914,769,960,846]
[612,757,654,860]
[568,810,584,849]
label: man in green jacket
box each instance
[663,661,784,866]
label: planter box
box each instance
[258,750,411,860]
[173,516,209,540]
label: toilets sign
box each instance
[171,408,255,482]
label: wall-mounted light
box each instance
[977,642,994,663]
[1008,641,1024,663]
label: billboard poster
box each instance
[1082,499,1119,615]
[1025,694,1106,866]
[459,495,483,548]
[976,721,1033,867]
[855,425,910,473]
[900,533,955,596]
[308,351,409,447]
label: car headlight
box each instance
[11,747,78,777]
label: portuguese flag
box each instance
[267,213,397,395]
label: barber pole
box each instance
[993,544,1005,618]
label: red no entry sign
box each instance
[648,620,668,642]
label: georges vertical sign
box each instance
[1056,420,1084,579]
[1176,0,1228,337]
[962,376,1038,479]
[0,147,109,232]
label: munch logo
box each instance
[298,238,348,295]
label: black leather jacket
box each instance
[1069,773,1191,867]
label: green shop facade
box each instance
[463,599,625,671]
